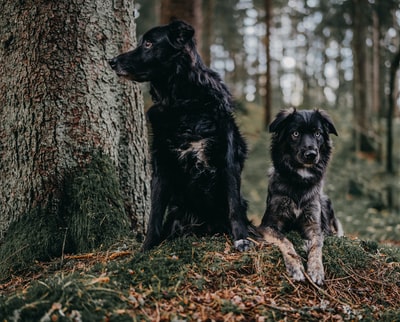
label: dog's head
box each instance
[108,20,196,82]
[269,108,338,170]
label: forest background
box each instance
[0,0,399,320]
[137,0,400,244]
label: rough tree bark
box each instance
[0,0,150,276]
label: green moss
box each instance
[376,309,400,321]
[1,274,129,321]
[0,151,130,280]
[0,199,63,278]
[0,236,398,321]
[323,236,373,277]
[61,152,130,253]
[126,236,207,291]
[380,245,400,263]
[221,299,242,314]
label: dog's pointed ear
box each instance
[269,107,296,133]
[317,109,338,136]
[168,20,195,47]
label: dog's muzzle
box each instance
[304,150,318,161]
[108,57,129,77]
[108,57,118,69]
[301,149,319,165]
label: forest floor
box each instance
[0,235,399,321]
[1,104,400,321]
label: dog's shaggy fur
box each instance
[258,108,343,285]
[109,20,251,251]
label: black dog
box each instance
[258,108,343,285]
[109,20,251,251]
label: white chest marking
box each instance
[177,139,209,166]
[297,168,314,179]
[293,207,302,218]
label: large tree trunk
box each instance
[0,0,150,276]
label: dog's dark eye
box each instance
[314,130,321,137]
[143,40,152,49]
[292,131,300,138]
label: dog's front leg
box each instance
[304,225,325,285]
[142,169,170,251]
[305,234,325,285]
[229,195,252,252]
[259,226,306,282]
[226,171,251,252]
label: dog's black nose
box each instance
[108,57,118,70]
[304,150,318,161]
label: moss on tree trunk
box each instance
[0,153,131,278]
[61,152,131,253]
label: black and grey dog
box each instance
[108,20,251,251]
[258,108,343,285]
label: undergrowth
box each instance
[1,235,399,321]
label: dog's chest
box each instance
[148,105,220,171]
[270,170,323,220]
[292,207,302,218]
[176,138,210,169]
[296,168,314,179]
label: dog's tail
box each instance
[323,197,344,237]
[330,217,344,237]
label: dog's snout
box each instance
[304,150,318,161]
[108,56,130,78]
[108,57,118,70]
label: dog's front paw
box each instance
[234,239,253,252]
[307,269,324,285]
[307,263,324,285]
[286,263,305,282]
[281,251,306,282]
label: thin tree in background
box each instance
[351,0,374,154]
[0,0,150,276]
[264,0,272,127]
[160,0,204,57]
[202,0,215,66]
[387,46,400,174]
[371,8,380,116]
